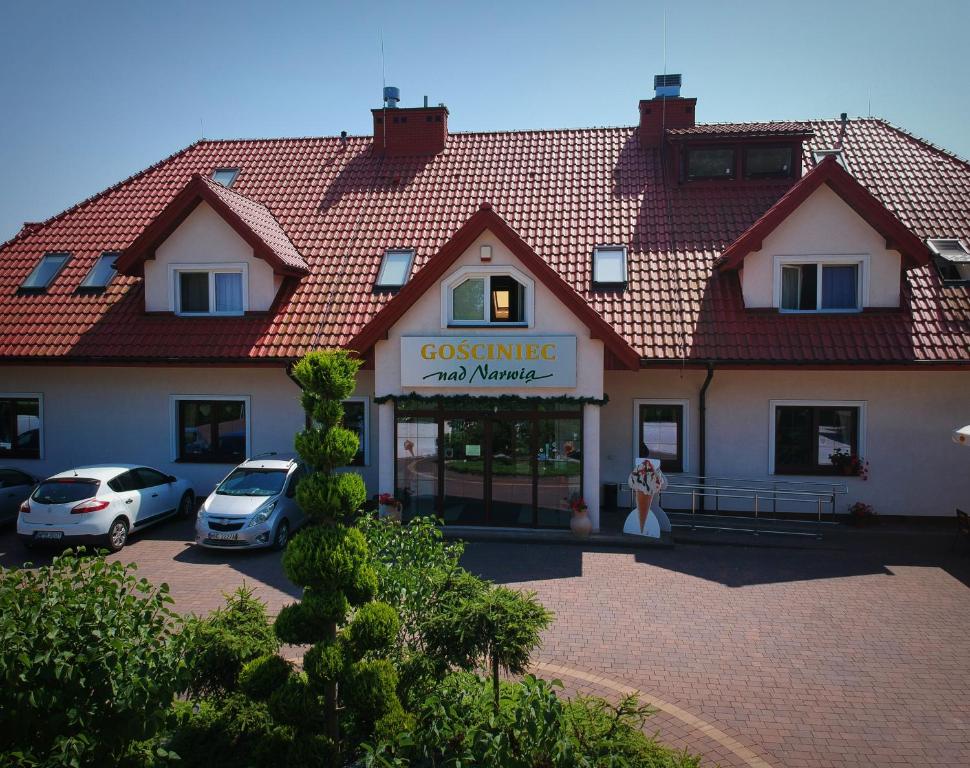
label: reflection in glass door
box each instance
[442,418,486,525]
[536,417,582,528]
[488,418,534,526]
[395,416,438,518]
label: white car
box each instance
[18,465,194,552]
[195,455,305,550]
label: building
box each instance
[2,78,969,531]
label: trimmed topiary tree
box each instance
[273,349,402,762]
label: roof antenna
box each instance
[379,28,387,151]
[867,88,872,118]
[200,117,205,140]
[660,8,668,137]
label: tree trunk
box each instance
[492,652,500,715]
[325,619,339,760]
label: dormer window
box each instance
[592,246,627,286]
[744,146,792,179]
[173,266,246,315]
[927,238,970,283]
[776,257,864,313]
[79,252,118,290]
[21,252,70,292]
[443,266,532,326]
[211,168,239,188]
[375,248,414,289]
[686,147,735,180]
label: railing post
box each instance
[754,493,759,536]
[691,489,697,530]
[817,497,823,539]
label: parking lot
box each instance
[3,518,970,768]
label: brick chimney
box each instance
[372,90,449,157]
[638,74,696,148]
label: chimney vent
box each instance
[639,74,696,148]
[383,86,400,108]
[653,73,682,98]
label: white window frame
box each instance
[343,396,370,467]
[169,263,249,316]
[22,252,70,290]
[375,249,415,289]
[767,399,867,475]
[440,264,534,328]
[592,245,628,285]
[169,394,252,463]
[80,252,119,289]
[211,168,240,188]
[0,392,44,460]
[772,254,869,313]
[632,398,690,473]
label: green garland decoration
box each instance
[374,392,609,409]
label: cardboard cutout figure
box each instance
[624,458,672,538]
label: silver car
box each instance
[1,468,36,525]
[195,455,305,550]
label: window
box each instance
[634,400,686,473]
[343,398,369,466]
[375,249,414,289]
[174,267,246,315]
[777,258,863,312]
[21,252,69,291]
[0,469,34,488]
[927,238,970,283]
[744,146,793,179]
[592,246,627,285]
[813,148,847,170]
[80,252,118,289]
[771,402,863,475]
[445,269,529,326]
[175,398,248,463]
[133,467,170,488]
[686,147,735,180]
[211,168,239,188]
[0,396,41,459]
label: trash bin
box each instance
[602,482,619,510]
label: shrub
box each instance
[239,654,292,700]
[0,552,185,767]
[183,585,278,698]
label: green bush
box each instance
[239,654,292,700]
[183,585,278,698]
[0,552,185,767]
[347,601,400,655]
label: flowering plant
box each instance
[848,501,875,521]
[829,450,869,479]
[378,492,401,507]
[564,492,588,515]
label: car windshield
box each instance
[32,479,99,504]
[216,468,287,497]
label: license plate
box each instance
[209,531,238,541]
[35,530,64,541]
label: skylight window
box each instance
[927,238,970,282]
[375,249,414,289]
[812,148,848,170]
[592,246,627,285]
[21,252,70,291]
[211,168,240,188]
[79,252,118,289]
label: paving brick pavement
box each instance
[3,518,970,767]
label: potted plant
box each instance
[848,501,876,525]
[565,492,592,537]
[829,449,869,479]
[378,492,402,522]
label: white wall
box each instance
[144,202,279,312]
[741,184,903,308]
[602,368,970,517]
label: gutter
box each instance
[698,362,715,512]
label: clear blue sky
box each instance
[1,0,968,242]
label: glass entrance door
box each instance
[442,417,486,525]
[488,418,534,526]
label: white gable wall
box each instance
[741,184,903,309]
[144,202,280,312]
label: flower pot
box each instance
[570,508,592,537]
[380,503,402,522]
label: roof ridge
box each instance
[0,140,203,253]
[869,117,970,170]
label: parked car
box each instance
[195,455,305,550]
[1,467,36,525]
[17,465,194,552]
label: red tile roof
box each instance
[666,121,814,138]
[0,118,968,365]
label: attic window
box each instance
[928,238,970,283]
[686,147,735,180]
[592,246,627,286]
[744,146,792,179]
[21,252,70,291]
[211,168,239,188]
[79,252,118,290]
[375,249,414,289]
[813,149,847,170]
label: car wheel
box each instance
[272,519,290,551]
[106,517,129,552]
[177,491,195,519]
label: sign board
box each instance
[401,335,577,388]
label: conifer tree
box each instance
[269,349,402,764]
